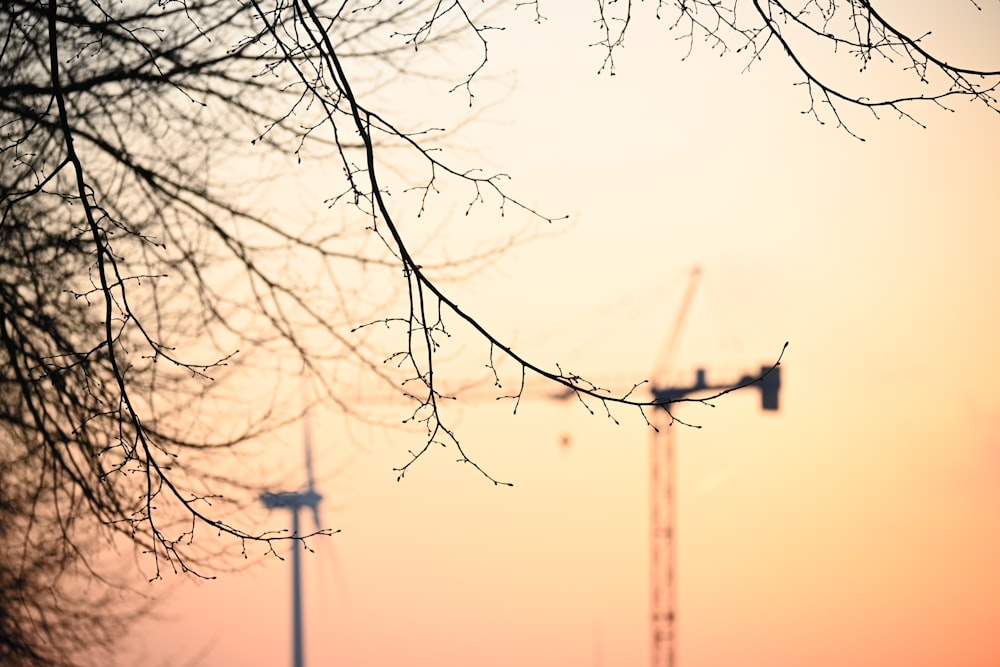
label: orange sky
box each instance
[122,3,1000,666]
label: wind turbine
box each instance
[261,397,324,667]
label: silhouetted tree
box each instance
[0,434,126,667]
[1,1,997,664]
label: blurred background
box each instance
[122,3,1000,666]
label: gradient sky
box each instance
[122,3,1000,666]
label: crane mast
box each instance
[649,411,677,667]
[647,265,781,667]
[647,268,700,667]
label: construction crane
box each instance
[647,268,781,667]
[260,393,325,667]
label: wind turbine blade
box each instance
[300,375,317,492]
[303,408,317,492]
[324,533,352,609]
[311,503,350,607]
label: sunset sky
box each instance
[122,3,1000,666]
